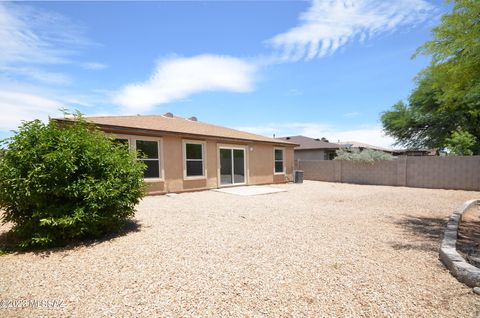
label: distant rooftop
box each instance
[277,135,341,150]
[338,141,392,152]
[276,136,395,153]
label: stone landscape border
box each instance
[440,199,480,287]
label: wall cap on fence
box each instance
[439,199,480,287]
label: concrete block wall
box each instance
[406,156,480,191]
[299,160,337,182]
[297,156,480,191]
[340,160,398,186]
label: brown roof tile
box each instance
[58,115,296,145]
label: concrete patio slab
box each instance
[213,185,287,196]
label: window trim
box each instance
[273,147,285,175]
[112,134,164,182]
[183,140,207,180]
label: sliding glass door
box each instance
[233,149,245,184]
[219,147,246,186]
[220,149,233,185]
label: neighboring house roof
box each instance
[392,149,437,156]
[277,135,341,150]
[56,114,296,146]
[338,141,392,152]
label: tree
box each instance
[381,0,480,154]
[381,75,469,149]
[445,130,477,155]
[415,0,480,111]
[0,114,146,248]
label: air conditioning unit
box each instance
[294,170,304,183]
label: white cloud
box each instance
[0,3,87,65]
[0,2,88,84]
[0,66,72,85]
[236,122,396,148]
[113,54,257,112]
[0,90,65,131]
[268,0,434,61]
[81,62,108,70]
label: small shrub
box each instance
[0,113,145,248]
[334,148,394,163]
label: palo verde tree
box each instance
[381,0,480,154]
[0,113,146,248]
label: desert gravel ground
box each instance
[1,181,480,317]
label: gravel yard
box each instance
[1,181,480,317]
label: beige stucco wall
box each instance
[108,132,294,194]
[295,149,336,161]
[298,156,480,191]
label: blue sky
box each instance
[0,0,447,147]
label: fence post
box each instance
[334,160,342,183]
[396,156,407,186]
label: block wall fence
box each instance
[296,156,480,191]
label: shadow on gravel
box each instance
[392,216,447,252]
[0,218,142,257]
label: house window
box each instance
[136,140,160,179]
[274,148,284,174]
[185,142,205,177]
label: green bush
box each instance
[0,114,145,248]
[445,129,477,156]
[334,148,394,163]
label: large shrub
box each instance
[0,114,145,248]
[334,148,394,163]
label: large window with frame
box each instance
[274,148,285,174]
[136,140,161,179]
[185,142,205,177]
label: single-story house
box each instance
[277,135,341,160]
[340,142,438,156]
[57,113,296,195]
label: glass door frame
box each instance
[217,144,248,187]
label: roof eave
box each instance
[55,118,298,146]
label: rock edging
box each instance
[439,199,480,287]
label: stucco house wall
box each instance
[105,132,294,194]
[295,149,336,161]
[295,149,327,161]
